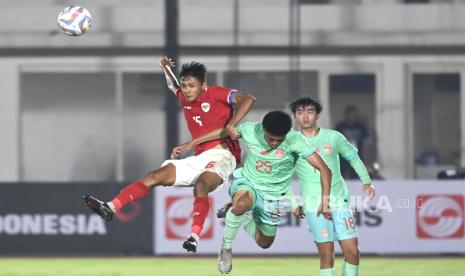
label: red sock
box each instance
[191,197,210,237]
[110,180,150,210]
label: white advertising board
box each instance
[154,180,465,255]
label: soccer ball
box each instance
[57,6,92,36]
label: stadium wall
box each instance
[0,55,464,182]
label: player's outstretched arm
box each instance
[305,152,332,220]
[348,157,376,199]
[159,56,180,94]
[337,131,376,199]
[226,92,256,140]
[170,127,230,158]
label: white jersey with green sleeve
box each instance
[233,122,316,197]
[295,128,371,211]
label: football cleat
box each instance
[83,195,114,222]
[182,233,199,253]
[216,202,233,219]
[218,245,233,274]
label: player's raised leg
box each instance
[181,149,236,252]
[183,171,222,253]
[83,163,176,222]
[218,189,253,274]
[222,190,253,246]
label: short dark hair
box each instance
[289,97,323,114]
[180,61,207,83]
[262,110,292,136]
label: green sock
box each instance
[320,267,336,276]
[242,216,256,241]
[342,262,358,276]
[222,209,244,249]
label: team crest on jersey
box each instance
[323,144,333,154]
[275,149,284,159]
[201,102,210,112]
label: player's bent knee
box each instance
[344,248,360,264]
[194,176,220,196]
[231,191,253,215]
[256,238,274,249]
[231,201,249,216]
[255,229,275,249]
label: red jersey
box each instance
[176,86,241,163]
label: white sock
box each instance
[190,233,199,243]
[106,201,116,212]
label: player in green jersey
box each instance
[290,97,376,276]
[172,110,332,274]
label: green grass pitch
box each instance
[0,257,463,276]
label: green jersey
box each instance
[295,128,371,211]
[233,122,315,196]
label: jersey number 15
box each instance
[193,116,203,126]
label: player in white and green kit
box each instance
[172,110,332,274]
[290,97,376,276]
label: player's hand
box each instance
[293,206,305,219]
[363,184,376,199]
[159,56,175,70]
[317,201,332,220]
[226,124,241,140]
[171,141,194,159]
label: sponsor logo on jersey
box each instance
[0,214,107,235]
[183,105,192,110]
[416,194,464,239]
[201,102,210,112]
[323,144,333,154]
[260,151,269,156]
[275,149,284,159]
[165,196,214,239]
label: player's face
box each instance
[264,131,286,149]
[180,76,206,102]
[294,105,319,129]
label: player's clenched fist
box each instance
[171,141,194,159]
[159,56,175,69]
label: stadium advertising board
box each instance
[0,183,153,254]
[154,180,465,255]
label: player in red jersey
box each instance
[83,57,255,253]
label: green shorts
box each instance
[229,177,287,237]
[305,207,358,243]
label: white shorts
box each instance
[161,148,237,187]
